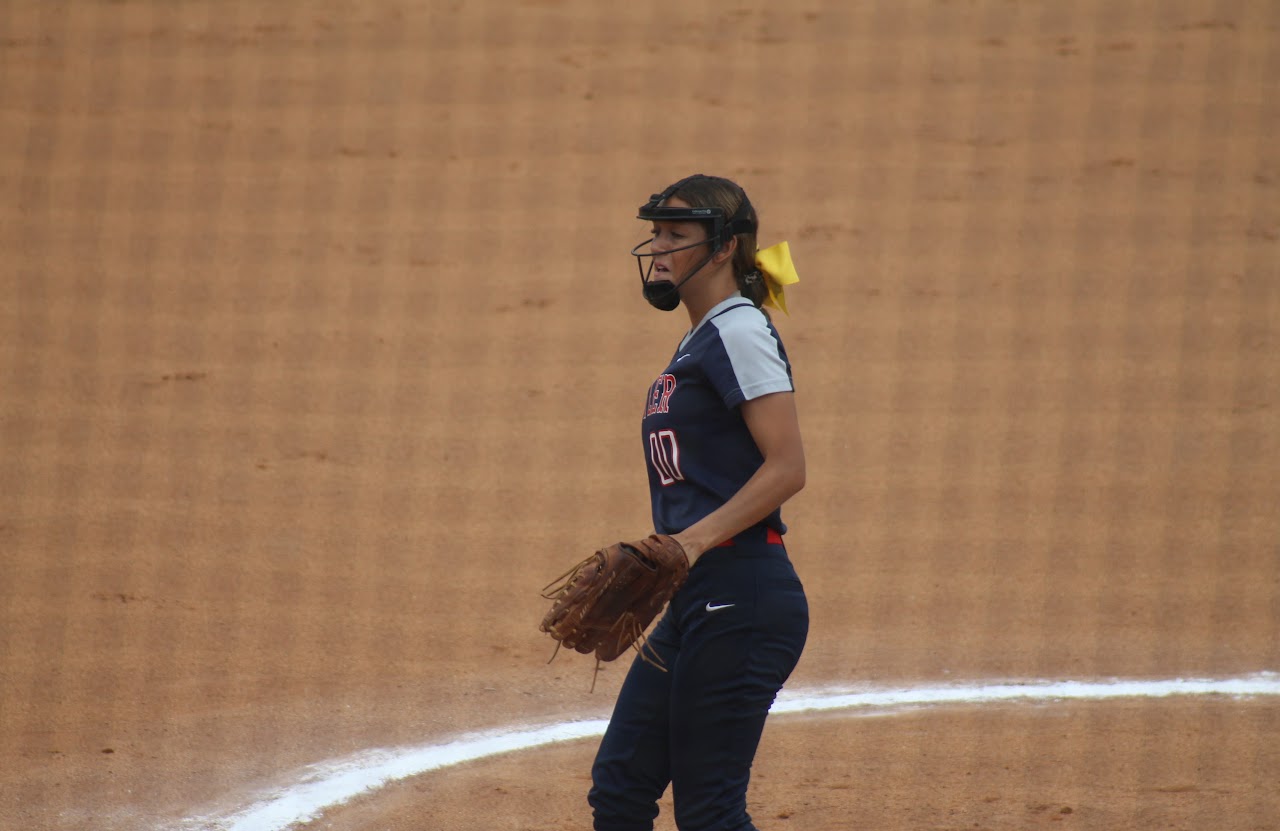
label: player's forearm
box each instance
[673,456,805,564]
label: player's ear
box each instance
[714,236,738,264]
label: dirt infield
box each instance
[2,1,1278,829]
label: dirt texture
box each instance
[1,1,1278,830]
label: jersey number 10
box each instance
[648,429,684,486]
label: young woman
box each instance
[589,174,809,831]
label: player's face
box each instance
[648,197,713,284]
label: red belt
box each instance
[715,527,784,548]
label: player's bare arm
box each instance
[672,389,805,562]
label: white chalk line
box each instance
[174,672,1280,831]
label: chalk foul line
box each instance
[175,672,1280,831]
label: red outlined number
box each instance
[648,429,684,485]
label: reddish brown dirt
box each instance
[2,2,1278,830]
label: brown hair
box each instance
[665,175,767,308]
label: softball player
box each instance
[589,174,809,831]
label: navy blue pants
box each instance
[589,530,809,831]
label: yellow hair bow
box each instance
[754,241,799,314]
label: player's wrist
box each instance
[670,532,705,563]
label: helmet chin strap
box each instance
[633,237,719,312]
[641,277,684,312]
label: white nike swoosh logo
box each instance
[705,602,735,612]
[676,354,692,362]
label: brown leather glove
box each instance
[540,534,690,667]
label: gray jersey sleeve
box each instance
[708,307,794,406]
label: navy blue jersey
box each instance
[641,294,795,536]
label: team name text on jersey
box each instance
[645,374,677,418]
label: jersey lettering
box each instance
[648,429,684,485]
[644,374,677,418]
